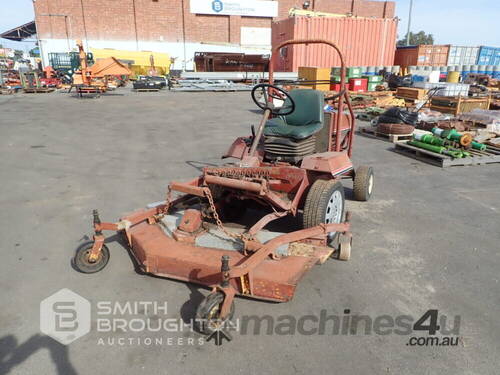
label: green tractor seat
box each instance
[263,89,324,162]
[264,89,324,140]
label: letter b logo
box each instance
[40,289,91,345]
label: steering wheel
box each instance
[251,83,295,116]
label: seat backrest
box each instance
[281,89,324,127]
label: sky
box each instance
[395,0,500,46]
[0,0,499,51]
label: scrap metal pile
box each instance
[170,79,254,92]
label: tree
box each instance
[397,31,434,46]
[14,50,24,61]
[29,47,40,57]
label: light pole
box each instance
[406,0,413,46]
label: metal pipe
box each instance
[79,0,89,50]
[248,108,271,157]
[33,2,46,67]
[408,140,464,158]
[132,0,139,51]
[181,0,187,71]
[221,255,230,288]
[471,141,487,151]
[267,39,350,154]
[406,0,413,46]
[408,140,444,154]
[204,175,263,193]
[228,221,351,278]
[39,14,71,51]
[414,133,447,147]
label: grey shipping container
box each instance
[447,46,479,66]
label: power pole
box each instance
[406,0,413,46]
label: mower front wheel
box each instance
[73,241,110,274]
[303,179,345,241]
[195,292,235,335]
[353,166,374,201]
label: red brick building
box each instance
[33,0,395,69]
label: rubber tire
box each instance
[353,166,374,202]
[377,123,414,135]
[338,236,352,261]
[73,241,110,274]
[303,179,345,230]
[195,292,235,335]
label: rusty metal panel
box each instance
[194,52,269,72]
[272,16,398,71]
[395,45,451,68]
[128,221,315,302]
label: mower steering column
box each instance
[248,108,271,158]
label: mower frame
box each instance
[77,39,372,334]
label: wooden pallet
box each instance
[396,87,427,101]
[23,88,55,93]
[393,141,500,168]
[358,126,413,143]
[134,88,160,92]
[430,95,491,116]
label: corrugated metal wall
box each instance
[272,16,398,71]
[477,46,500,65]
[394,45,450,68]
[447,46,479,66]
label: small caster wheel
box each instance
[338,235,352,261]
[195,292,235,335]
[353,166,374,202]
[73,241,110,274]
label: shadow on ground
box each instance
[0,334,77,375]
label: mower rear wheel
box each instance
[73,241,110,274]
[303,179,345,240]
[353,166,374,202]
[195,292,235,335]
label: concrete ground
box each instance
[0,88,499,375]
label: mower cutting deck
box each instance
[73,39,374,337]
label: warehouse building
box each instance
[31,0,395,69]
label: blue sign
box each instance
[212,0,223,12]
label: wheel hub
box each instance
[325,190,343,238]
[368,175,374,195]
[85,250,100,264]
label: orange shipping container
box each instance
[394,45,450,68]
[272,16,398,72]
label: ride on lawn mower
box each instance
[73,39,374,336]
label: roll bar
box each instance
[268,39,355,156]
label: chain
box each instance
[203,187,254,243]
[163,186,172,214]
[162,185,253,243]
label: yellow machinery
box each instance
[91,48,171,76]
[72,40,131,95]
